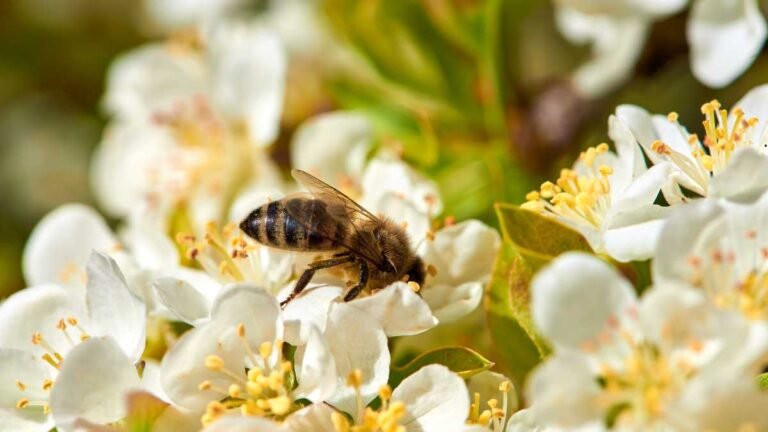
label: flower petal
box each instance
[349,282,437,337]
[291,111,372,187]
[556,7,648,97]
[420,282,482,324]
[86,252,147,362]
[50,337,141,430]
[292,326,338,402]
[210,284,283,348]
[146,0,251,30]
[153,277,213,325]
[282,403,339,432]
[283,285,343,345]
[22,204,121,295]
[527,353,603,427]
[203,416,282,432]
[0,349,52,432]
[419,220,500,287]
[603,206,670,262]
[732,84,768,147]
[324,303,390,416]
[531,252,637,350]
[392,365,469,432]
[0,284,87,354]
[207,24,286,146]
[102,44,207,120]
[652,199,723,284]
[710,147,768,202]
[161,324,244,411]
[361,158,443,217]
[688,0,767,88]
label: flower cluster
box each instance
[1,2,504,431]
[518,85,768,429]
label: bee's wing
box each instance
[287,169,387,268]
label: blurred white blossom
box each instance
[556,0,766,96]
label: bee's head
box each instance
[404,256,426,288]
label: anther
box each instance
[16,398,29,409]
[204,355,225,371]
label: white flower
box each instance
[0,253,148,431]
[94,23,285,228]
[521,129,670,261]
[145,0,253,31]
[528,252,768,430]
[556,0,766,96]
[290,111,373,191]
[23,204,140,298]
[654,192,768,325]
[465,371,517,432]
[160,284,389,428]
[618,86,768,204]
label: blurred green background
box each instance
[2,0,767,299]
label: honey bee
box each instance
[240,169,425,307]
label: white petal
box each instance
[210,284,283,348]
[23,204,120,295]
[421,282,483,323]
[291,111,372,187]
[161,324,244,411]
[86,252,147,362]
[607,110,648,177]
[531,252,637,350]
[283,285,343,345]
[203,415,283,432]
[603,205,670,262]
[392,365,469,432]
[527,353,603,427]
[419,220,500,287]
[732,84,768,149]
[146,0,251,30]
[118,218,179,271]
[556,7,649,97]
[102,44,207,120]
[688,0,767,88]
[652,199,722,283]
[0,349,52,432]
[325,303,390,416]
[610,162,670,213]
[283,403,339,432]
[292,326,338,402]
[140,359,170,403]
[153,277,213,325]
[349,282,437,336]
[50,337,141,430]
[710,147,768,202]
[361,158,443,217]
[91,121,179,218]
[0,284,87,353]
[207,24,286,146]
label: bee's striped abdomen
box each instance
[239,198,343,252]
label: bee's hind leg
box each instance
[280,254,354,308]
[343,262,369,302]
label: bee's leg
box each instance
[343,262,369,302]
[280,255,354,308]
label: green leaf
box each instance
[389,347,493,387]
[485,203,593,386]
[496,203,592,256]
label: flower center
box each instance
[466,380,513,432]
[522,143,613,229]
[652,101,760,197]
[332,370,407,432]
[199,325,296,426]
[15,316,91,414]
[585,324,701,428]
[687,238,768,321]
